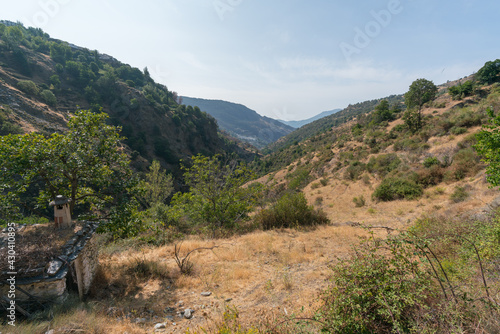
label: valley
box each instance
[1,19,500,334]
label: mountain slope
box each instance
[0,22,251,172]
[181,96,294,148]
[278,108,342,128]
[266,94,405,154]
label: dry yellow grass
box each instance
[4,223,375,334]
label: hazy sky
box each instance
[2,0,500,120]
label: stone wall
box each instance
[73,234,99,296]
[3,279,67,302]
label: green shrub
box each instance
[17,80,39,95]
[40,89,57,106]
[373,177,423,201]
[448,81,474,99]
[0,108,23,135]
[447,107,484,130]
[343,161,366,180]
[393,137,429,153]
[450,186,469,203]
[311,182,320,190]
[352,195,366,207]
[423,156,440,168]
[450,126,467,135]
[256,192,329,230]
[287,167,312,190]
[318,234,435,333]
[457,133,477,149]
[367,153,401,176]
[448,148,482,180]
[417,165,444,187]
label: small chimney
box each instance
[49,195,72,228]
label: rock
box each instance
[45,330,55,334]
[178,300,184,306]
[107,307,120,316]
[225,298,232,302]
[165,315,174,321]
[183,308,193,319]
[135,317,147,324]
[164,307,175,313]
[154,322,166,329]
[201,291,212,297]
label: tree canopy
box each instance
[405,78,438,111]
[404,78,438,132]
[0,110,140,236]
[168,154,262,234]
[476,59,500,85]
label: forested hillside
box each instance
[0,21,249,173]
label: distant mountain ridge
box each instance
[181,96,294,148]
[278,108,342,128]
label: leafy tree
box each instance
[475,107,500,187]
[404,79,438,131]
[49,42,72,64]
[90,62,99,74]
[169,154,260,232]
[476,59,500,85]
[40,89,57,106]
[50,74,61,89]
[0,110,140,237]
[95,71,118,103]
[4,25,24,50]
[139,160,174,208]
[17,80,39,96]
[402,109,421,133]
[372,99,393,124]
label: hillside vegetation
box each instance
[2,19,500,333]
